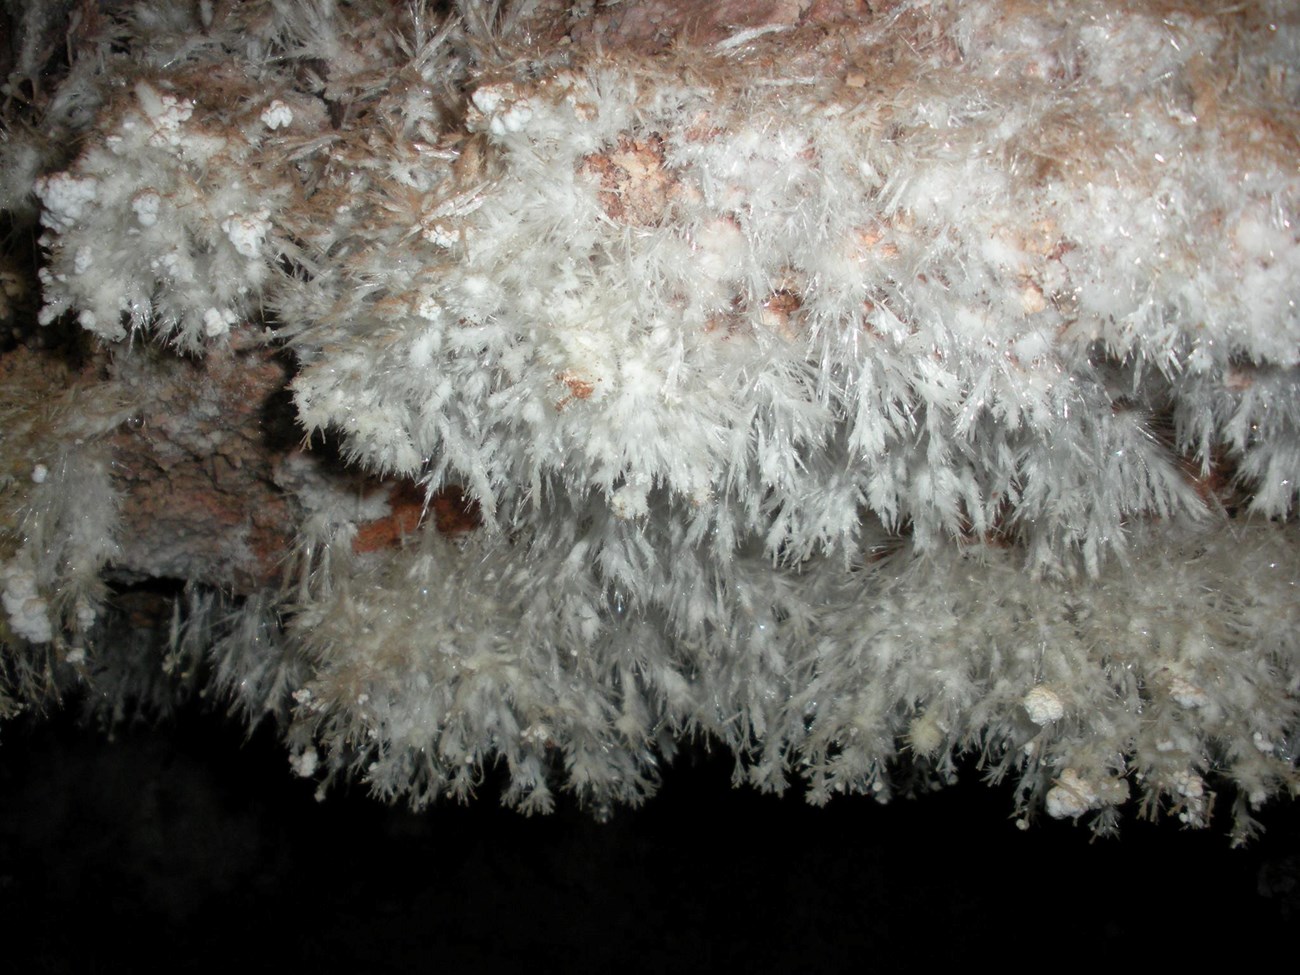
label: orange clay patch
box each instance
[352,483,481,553]
[579,133,677,226]
[555,371,597,411]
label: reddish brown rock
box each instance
[106,333,297,593]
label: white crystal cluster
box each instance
[3,0,1299,839]
[0,358,126,721]
[32,74,302,348]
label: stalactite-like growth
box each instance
[1,0,1298,841]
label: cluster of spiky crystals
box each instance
[0,348,127,722]
[3,0,1299,839]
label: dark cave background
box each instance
[1,700,1296,972]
